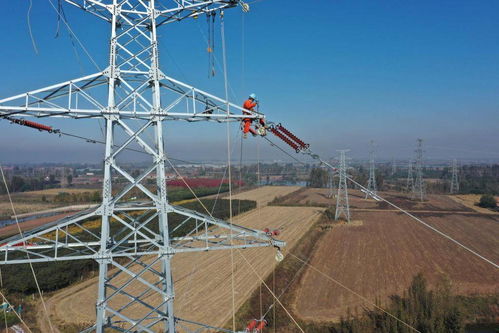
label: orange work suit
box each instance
[242,99,264,135]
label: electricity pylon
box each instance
[391,158,397,176]
[335,150,350,223]
[365,140,377,199]
[0,2,284,333]
[406,160,414,193]
[412,138,425,201]
[450,159,460,194]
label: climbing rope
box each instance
[220,10,237,332]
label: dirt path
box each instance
[36,186,319,332]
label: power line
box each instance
[262,134,499,269]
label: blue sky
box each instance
[1,0,498,163]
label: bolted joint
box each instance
[106,4,121,16]
[96,255,112,264]
[96,302,106,311]
[104,107,119,115]
[159,246,175,256]
[101,202,114,217]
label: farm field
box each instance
[0,183,242,238]
[38,186,323,332]
[0,212,77,239]
[450,194,499,214]
[275,187,475,212]
[288,189,499,322]
[232,185,301,207]
[0,188,100,217]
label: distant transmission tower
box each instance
[335,150,350,222]
[365,140,377,199]
[391,158,397,176]
[406,160,414,192]
[450,159,460,194]
[412,139,426,201]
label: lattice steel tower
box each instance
[0,2,284,333]
[450,159,460,194]
[365,140,377,199]
[391,158,397,176]
[335,150,350,222]
[406,159,414,193]
[412,139,425,201]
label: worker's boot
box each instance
[243,132,248,139]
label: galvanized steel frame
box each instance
[0,1,282,332]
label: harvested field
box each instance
[276,187,474,212]
[231,186,301,207]
[450,194,499,215]
[294,210,499,322]
[0,188,100,217]
[42,186,323,331]
[0,212,76,239]
[0,188,99,202]
[0,202,59,218]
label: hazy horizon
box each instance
[1,1,498,163]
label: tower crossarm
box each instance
[0,202,284,265]
[0,72,264,121]
[62,0,242,26]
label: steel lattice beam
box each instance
[0,1,281,332]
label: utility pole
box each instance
[335,150,350,223]
[450,159,460,194]
[365,140,377,199]
[406,160,414,193]
[412,138,425,201]
[0,2,284,333]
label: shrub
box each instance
[478,194,497,209]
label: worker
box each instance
[242,93,265,138]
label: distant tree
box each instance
[308,168,328,188]
[478,194,496,209]
[10,176,25,192]
[92,191,101,202]
[67,174,73,186]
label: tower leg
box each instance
[96,117,115,332]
